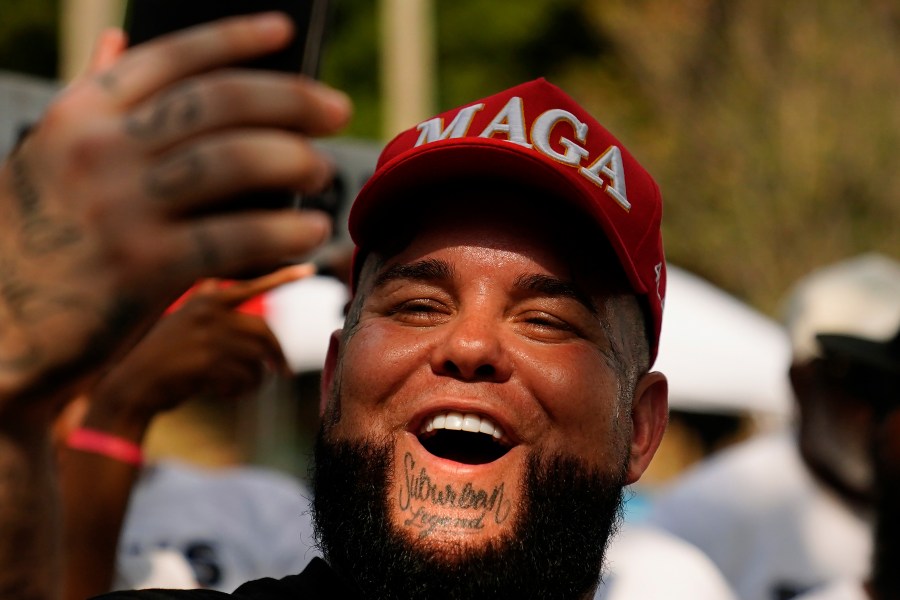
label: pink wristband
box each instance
[66,428,144,466]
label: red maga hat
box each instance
[348,78,666,362]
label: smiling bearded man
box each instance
[310,78,670,600]
[97,79,669,600]
[313,185,648,600]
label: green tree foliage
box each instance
[319,0,605,138]
[317,0,381,139]
[569,0,900,311]
[0,0,58,78]
[433,0,605,109]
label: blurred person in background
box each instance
[793,327,900,600]
[595,521,738,600]
[648,253,900,600]
[865,330,900,600]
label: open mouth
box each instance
[417,411,513,465]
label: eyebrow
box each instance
[372,258,455,290]
[371,259,599,315]
[514,273,599,315]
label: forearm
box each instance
[60,383,154,600]
[0,424,60,600]
[60,450,142,600]
[0,220,140,600]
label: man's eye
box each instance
[400,300,438,312]
[389,299,448,323]
[519,312,577,339]
[526,315,569,329]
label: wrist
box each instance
[82,382,157,442]
[66,427,144,466]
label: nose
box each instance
[430,309,512,383]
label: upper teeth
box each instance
[420,411,505,442]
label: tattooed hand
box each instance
[0,13,351,420]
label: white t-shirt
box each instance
[114,461,318,593]
[596,524,739,600]
[647,431,872,600]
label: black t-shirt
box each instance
[92,558,359,600]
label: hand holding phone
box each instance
[124,0,332,211]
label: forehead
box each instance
[401,210,578,280]
[359,180,629,293]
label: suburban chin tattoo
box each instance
[399,452,512,538]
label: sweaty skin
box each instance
[322,192,667,556]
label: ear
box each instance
[319,329,343,417]
[625,370,669,484]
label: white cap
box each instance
[781,253,900,363]
[265,275,348,374]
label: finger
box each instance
[143,131,335,212]
[85,28,129,76]
[124,73,351,152]
[93,12,294,106]
[216,315,288,373]
[168,209,332,280]
[193,279,221,294]
[217,263,316,307]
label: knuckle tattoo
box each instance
[94,70,120,93]
[145,151,205,200]
[124,83,204,141]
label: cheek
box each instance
[335,323,432,429]
[516,345,624,458]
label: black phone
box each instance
[124,0,331,210]
[125,0,330,77]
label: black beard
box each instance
[311,433,627,600]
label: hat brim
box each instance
[817,331,900,376]
[348,137,649,298]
